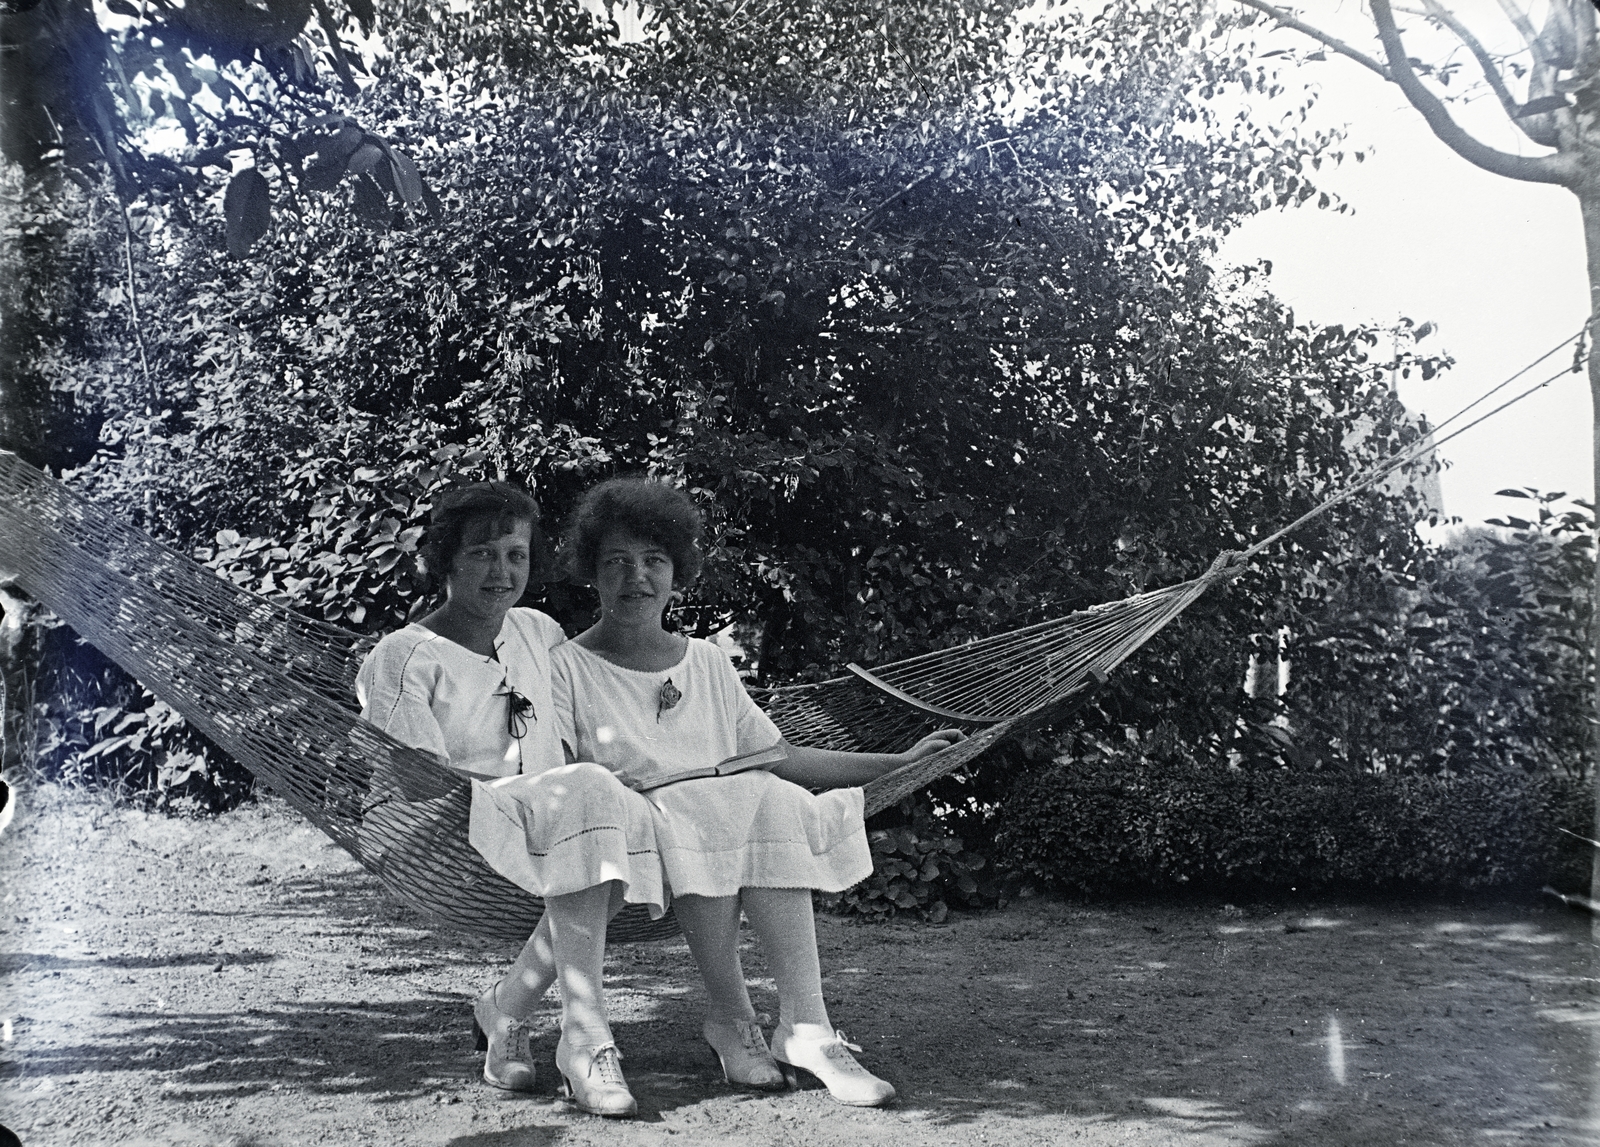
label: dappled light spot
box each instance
[1538,1005,1600,1028]
[1145,1097,1244,1119]
[1434,921,1561,945]
[1327,1015,1347,1086]
[984,973,1035,990]
[1137,1098,1276,1144]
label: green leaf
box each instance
[389,149,425,206]
[346,141,385,177]
[223,168,272,258]
[301,154,346,192]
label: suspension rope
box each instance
[1237,328,1590,563]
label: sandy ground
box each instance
[2,784,1598,1147]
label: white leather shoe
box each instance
[703,1015,785,1089]
[556,1037,638,1118]
[471,985,536,1092]
[770,1025,896,1107]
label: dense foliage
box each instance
[999,731,1593,895]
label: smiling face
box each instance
[442,517,533,624]
[593,529,676,626]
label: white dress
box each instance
[544,638,872,903]
[356,609,660,910]
[355,608,568,778]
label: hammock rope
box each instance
[0,327,1584,941]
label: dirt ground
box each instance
[1,784,1597,1147]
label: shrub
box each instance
[25,623,252,813]
[821,800,995,923]
[997,732,1593,896]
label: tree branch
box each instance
[1232,0,1392,80]
[1572,1,1599,87]
[1406,2,1522,121]
[312,0,358,97]
[1493,0,1547,61]
[855,168,938,231]
[1406,1,1560,147]
[114,196,155,403]
[1370,0,1574,186]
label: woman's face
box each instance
[593,529,675,626]
[443,517,533,623]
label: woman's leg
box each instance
[546,880,636,1116]
[739,887,830,1032]
[494,911,557,1016]
[745,886,894,1106]
[545,881,616,1046]
[673,893,758,1023]
[675,892,784,1088]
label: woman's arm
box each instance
[770,729,966,789]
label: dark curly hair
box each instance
[563,476,704,588]
[421,481,550,583]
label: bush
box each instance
[997,732,1594,895]
[23,621,252,813]
[821,800,997,923]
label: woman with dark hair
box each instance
[360,481,554,776]
[509,475,960,1111]
[357,480,654,1109]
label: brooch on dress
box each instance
[497,683,535,739]
[657,677,682,722]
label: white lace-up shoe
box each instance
[471,984,536,1092]
[770,1025,896,1107]
[556,1037,638,1118]
[703,1015,785,1089]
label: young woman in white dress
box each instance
[357,482,646,1109]
[529,476,963,1111]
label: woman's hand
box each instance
[900,728,967,764]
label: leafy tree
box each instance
[0,0,436,226]
[1231,0,1600,909]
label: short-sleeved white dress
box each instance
[356,608,660,908]
[539,637,872,908]
[356,608,568,778]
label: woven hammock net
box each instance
[0,451,1233,943]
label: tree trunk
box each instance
[1583,188,1600,929]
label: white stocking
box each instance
[674,893,759,1023]
[741,886,832,1033]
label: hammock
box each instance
[0,450,1244,941]
[3,330,1578,941]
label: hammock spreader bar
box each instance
[845,663,1005,725]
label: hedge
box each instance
[997,752,1593,895]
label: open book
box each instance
[633,743,788,792]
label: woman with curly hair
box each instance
[356,481,630,1105]
[473,475,961,1115]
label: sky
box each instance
[1214,10,1589,532]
